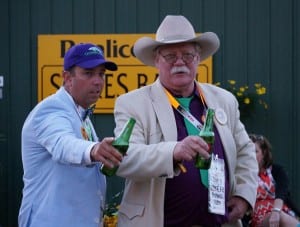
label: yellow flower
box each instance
[239,87,246,92]
[259,100,268,109]
[228,80,236,85]
[215,79,268,117]
[104,215,118,227]
[244,97,250,104]
[237,92,243,97]
[254,83,262,88]
[103,191,123,227]
[256,87,266,95]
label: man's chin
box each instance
[88,97,99,105]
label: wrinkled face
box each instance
[63,65,106,108]
[154,42,200,96]
[255,143,264,170]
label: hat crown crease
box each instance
[158,34,196,43]
[156,16,196,42]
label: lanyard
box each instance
[164,86,207,131]
[164,85,207,173]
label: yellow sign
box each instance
[38,35,213,113]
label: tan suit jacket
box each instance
[114,79,258,227]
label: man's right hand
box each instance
[173,135,210,163]
[90,137,123,168]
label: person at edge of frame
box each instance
[18,43,123,227]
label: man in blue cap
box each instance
[18,43,122,227]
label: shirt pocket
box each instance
[118,201,145,220]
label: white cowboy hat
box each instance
[133,15,220,67]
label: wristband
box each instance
[272,207,281,212]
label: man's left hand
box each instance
[227,196,249,222]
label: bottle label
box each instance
[208,154,225,215]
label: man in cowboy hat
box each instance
[114,15,258,227]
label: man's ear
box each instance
[62,70,71,86]
[154,55,160,69]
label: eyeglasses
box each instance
[159,52,197,64]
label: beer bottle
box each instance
[195,108,215,169]
[100,117,136,176]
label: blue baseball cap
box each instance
[63,43,117,71]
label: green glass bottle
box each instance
[195,108,215,169]
[100,117,136,176]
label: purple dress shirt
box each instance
[164,89,230,227]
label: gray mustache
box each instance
[170,66,190,74]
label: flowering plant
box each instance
[215,80,268,118]
[103,190,123,227]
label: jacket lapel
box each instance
[149,80,178,141]
[199,83,235,190]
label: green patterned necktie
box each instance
[175,96,209,188]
